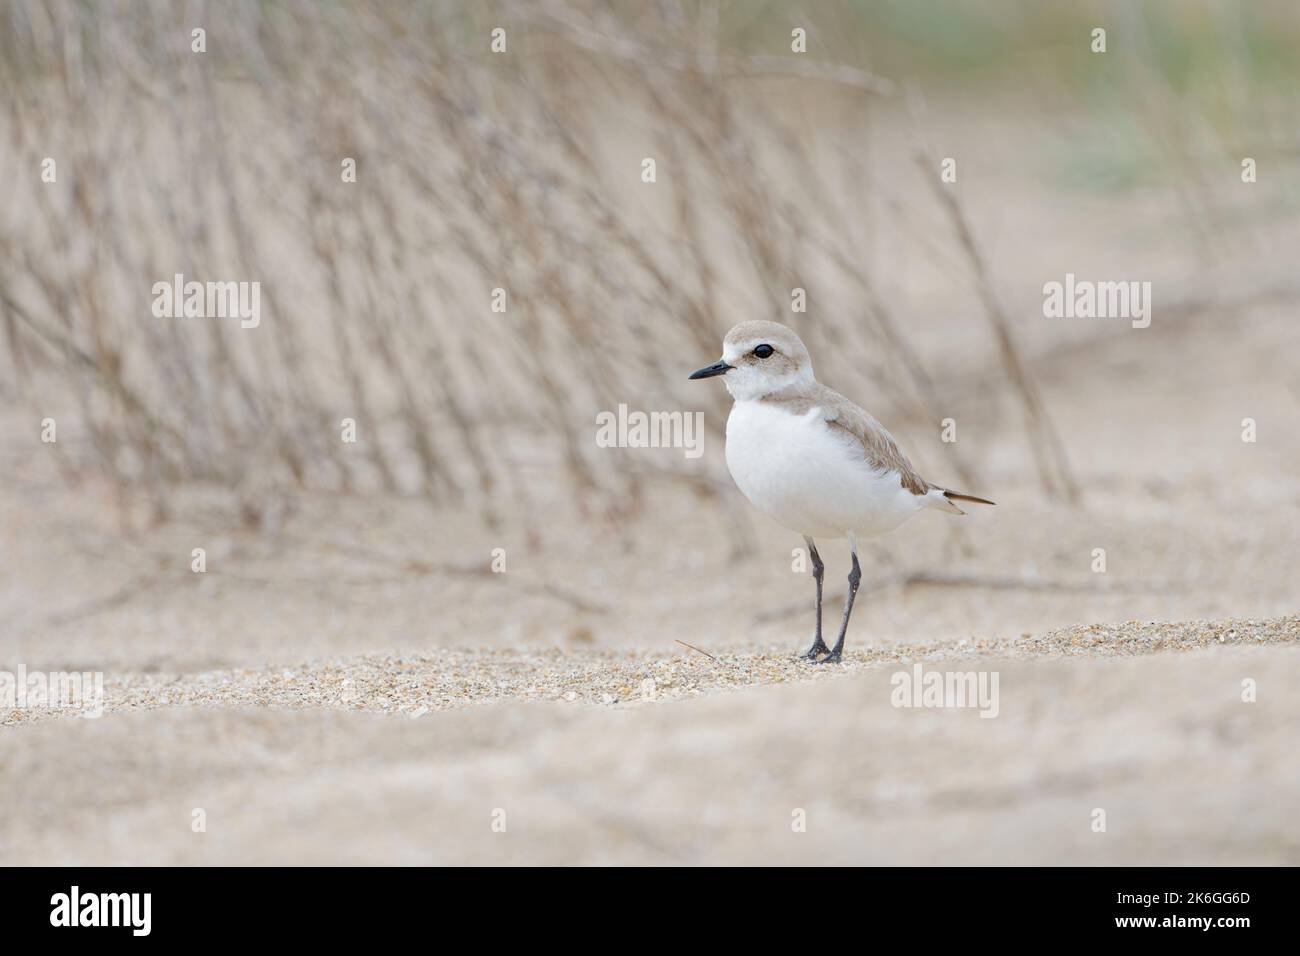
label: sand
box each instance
[2,620,1297,865]
[3,615,1296,726]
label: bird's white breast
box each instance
[724,400,926,539]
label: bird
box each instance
[689,320,994,664]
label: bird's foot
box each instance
[801,639,830,661]
[814,648,843,665]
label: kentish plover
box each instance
[690,320,994,663]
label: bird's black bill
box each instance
[688,361,733,380]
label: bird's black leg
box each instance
[800,536,829,660]
[817,539,861,664]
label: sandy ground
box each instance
[2,621,1296,865]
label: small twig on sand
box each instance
[47,573,175,627]
[279,534,611,613]
[675,639,721,663]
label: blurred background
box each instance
[1,0,1297,665]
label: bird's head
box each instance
[688,320,814,400]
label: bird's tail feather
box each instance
[945,490,996,506]
[927,488,996,515]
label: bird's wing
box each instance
[815,385,931,496]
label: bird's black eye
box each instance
[753,344,774,358]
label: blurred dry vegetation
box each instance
[2,0,1298,549]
